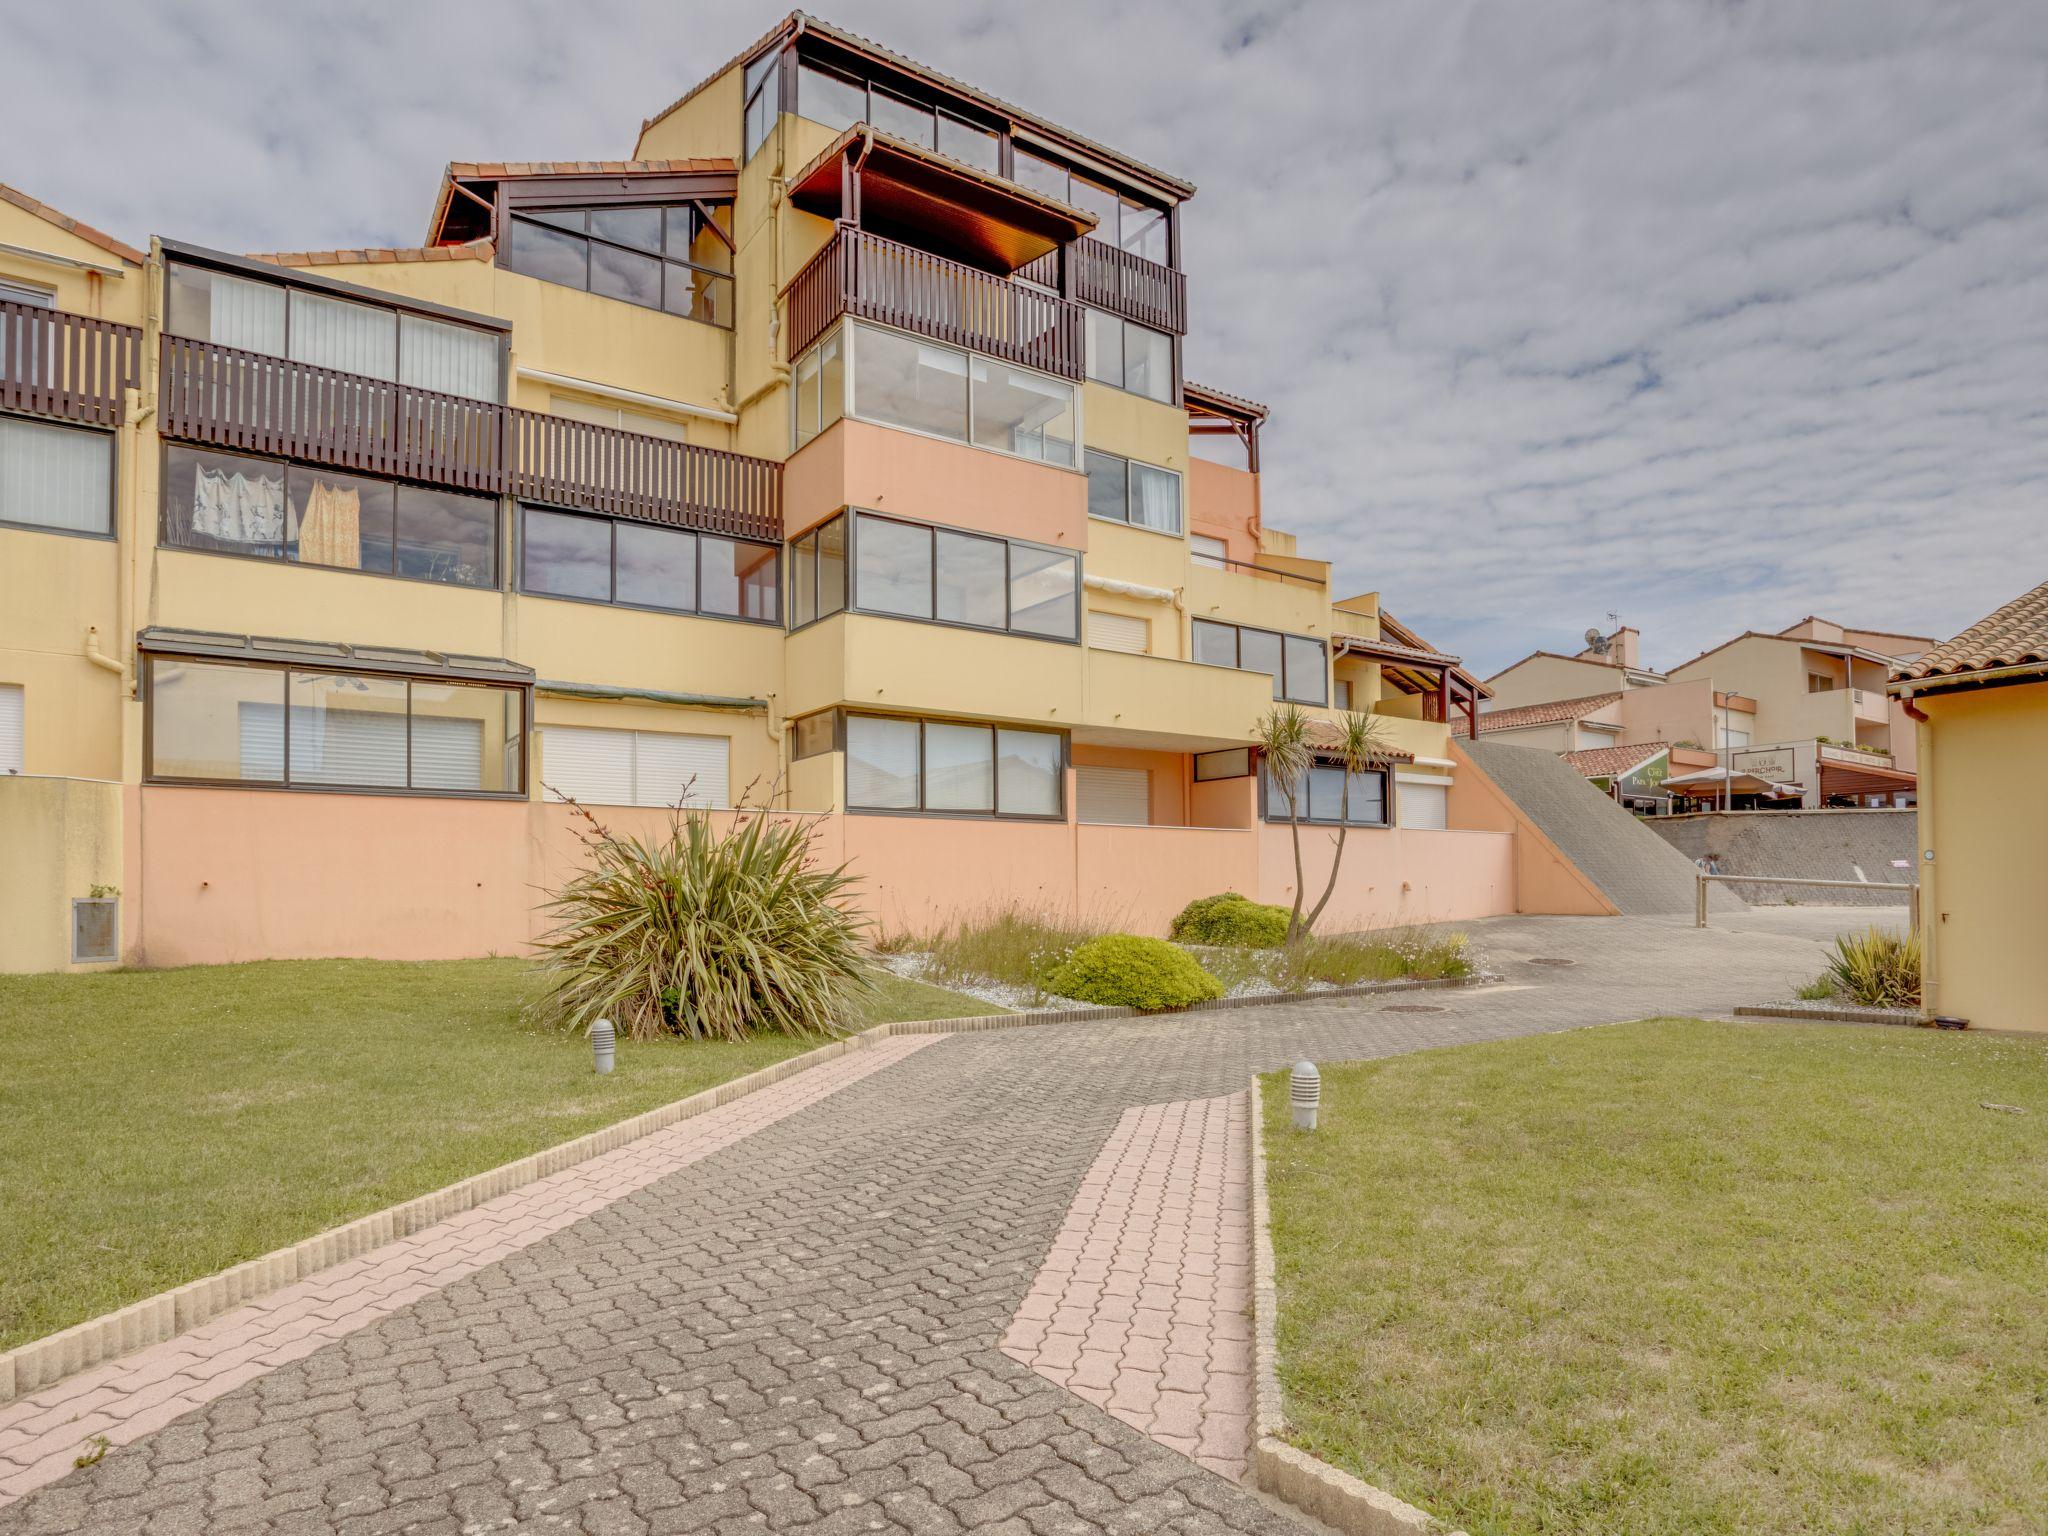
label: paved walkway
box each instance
[0,909,1859,1535]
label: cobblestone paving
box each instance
[0,909,1856,1535]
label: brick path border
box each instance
[1246,1073,1469,1536]
[1732,1002,1922,1026]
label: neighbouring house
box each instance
[1889,581,2048,1032]
[0,13,1603,973]
[1482,620,1930,810]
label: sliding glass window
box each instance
[795,323,1079,469]
[501,203,733,327]
[1084,450,1182,536]
[1190,618,1327,704]
[0,414,113,537]
[844,713,1063,819]
[1085,311,1174,403]
[145,657,525,797]
[521,505,778,623]
[1262,762,1386,827]
[161,444,497,588]
[789,510,1077,641]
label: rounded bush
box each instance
[1047,934,1224,1011]
[1169,892,1291,948]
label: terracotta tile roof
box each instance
[1184,380,1268,420]
[1334,632,1460,669]
[250,239,495,268]
[1303,719,1413,762]
[1562,742,1667,779]
[1892,579,2048,684]
[636,12,1195,197]
[1478,691,1623,733]
[0,181,144,266]
[445,158,733,179]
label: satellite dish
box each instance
[1583,627,1609,653]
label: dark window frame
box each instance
[1084,309,1176,403]
[0,410,118,541]
[1257,756,1391,829]
[141,652,529,800]
[1083,448,1183,537]
[842,709,1068,822]
[1190,617,1327,705]
[786,507,1080,645]
[157,441,501,591]
[517,502,780,626]
[503,201,735,328]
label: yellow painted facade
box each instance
[0,20,1513,971]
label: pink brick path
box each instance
[0,1034,940,1508]
[1000,1092,1254,1481]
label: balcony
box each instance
[0,300,141,427]
[159,335,782,540]
[786,227,1085,381]
[1070,237,1186,335]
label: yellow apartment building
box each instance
[0,12,1599,973]
[1890,582,2048,1033]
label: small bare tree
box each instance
[1255,704,1396,942]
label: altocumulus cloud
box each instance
[8,0,2044,670]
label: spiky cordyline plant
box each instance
[533,799,872,1043]
[1255,704,1397,942]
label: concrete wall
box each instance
[1914,682,2048,1032]
[1483,654,1628,709]
[0,777,124,973]
[1645,808,1916,905]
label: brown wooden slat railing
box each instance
[0,301,141,427]
[786,227,1085,380]
[160,334,506,493]
[1015,249,1061,289]
[1070,237,1187,335]
[509,409,781,543]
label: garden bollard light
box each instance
[1290,1060,1321,1132]
[591,1018,616,1074]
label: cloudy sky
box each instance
[8,1,2044,672]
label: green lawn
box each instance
[0,959,1002,1351]
[1262,1019,2048,1536]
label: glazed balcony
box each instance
[0,299,141,427]
[786,226,1086,381]
[159,335,781,541]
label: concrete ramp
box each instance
[1457,739,1745,916]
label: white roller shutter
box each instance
[541,725,729,808]
[411,715,485,791]
[0,685,22,774]
[1077,765,1150,826]
[635,730,728,808]
[1396,775,1448,830]
[1087,611,1148,654]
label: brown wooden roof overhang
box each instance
[1818,760,1917,797]
[788,125,1096,271]
[429,162,740,248]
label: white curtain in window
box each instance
[399,314,500,402]
[0,416,110,533]
[208,273,288,353]
[289,291,398,381]
[1129,462,1181,534]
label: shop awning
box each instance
[1818,760,1916,798]
[1662,766,1803,798]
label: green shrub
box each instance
[921,905,1098,993]
[1274,931,1474,988]
[1169,892,1291,948]
[533,804,870,1042]
[1794,977,1837,1002]
[1820,928,1920,1008]
[1046,935,1224,1011]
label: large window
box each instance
[0,414,113,537]
[521,506,777,622]
[791,511,1078,641]
[796,323,1078,469]
[1085,310,1174,403]
[845,713,1063,818]
[145,656,524,796]
[1262,760,1387,828]
[501,203,733,327]
[165,264,501,401]
[161,444,497,588]
[794,59,1001,172]
[1191,619,1326,704]
[1084,450,1181,536]
[1061,173,1171,263]
[743,49,782,161]
[541,725,729,808]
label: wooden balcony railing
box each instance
[0,300,141,427]
[509,409,781,544]
[160,335,505,493]
[1070,237,1187,335]
[787,227,1085,381]
[160,334,784,539]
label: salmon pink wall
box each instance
[1069,744,1188,825]
[1187,459,1260,562]
[834,812,1077,936]
[783,419,1087,549]
[1076,824,1259,930]
[1255,823,1516,930]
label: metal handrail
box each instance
[1695,872,1919,930]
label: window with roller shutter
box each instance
[0,684,22,774]
[1077,765,1150,825]
[1087,611,1148,654]
[540,725,729,808]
